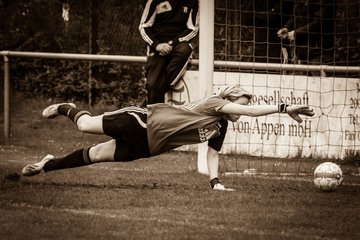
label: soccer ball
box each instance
[313,162,343,192]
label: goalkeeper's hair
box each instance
[218,85,252,102]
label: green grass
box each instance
[0,96,359,240]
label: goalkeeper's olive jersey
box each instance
[147,96,231,155]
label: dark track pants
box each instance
[145,41,193,104]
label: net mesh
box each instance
[214,0,360,75]
[213,0,360,175]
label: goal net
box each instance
[175,0,360,176]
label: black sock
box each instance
[58,104,73,116]
[43,147,92,172]
[58,104,91,123]
[210,178,220,188]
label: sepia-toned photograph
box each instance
[0,0,359,239]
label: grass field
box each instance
[0,97,359,240]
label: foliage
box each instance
[0,0,359,104]
[0,0,147,106]
[11,59,146,107]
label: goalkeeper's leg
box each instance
[43,103,104,134]
[22,139,116,176]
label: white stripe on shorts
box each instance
[128,112,147,128]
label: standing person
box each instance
[21,85,314,191]
[277,0,335,74]
[139,0,199,104]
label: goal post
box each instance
[194,0,360,176]
[197,0,215,175]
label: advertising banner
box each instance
[167,71,360,159]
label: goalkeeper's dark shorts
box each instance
[102,106,151,162]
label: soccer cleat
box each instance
[42,103,76,119]
[212,183,235,191]
[21,154,55,176]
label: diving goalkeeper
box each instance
[21,85,314,191]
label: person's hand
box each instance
[156,43,173,56]
[286,105,314,123]
[287,30,295,41]
[277,28,289,39]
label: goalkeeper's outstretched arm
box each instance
[220,102,314,123]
